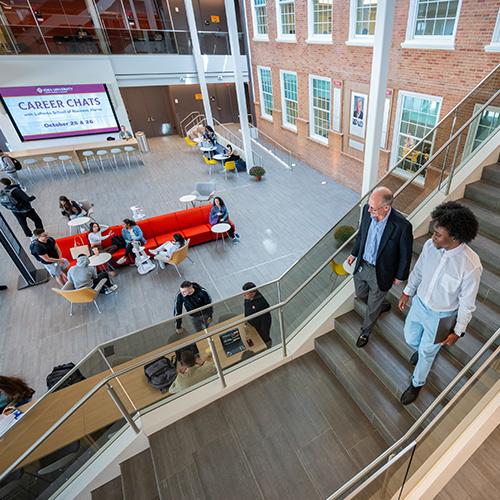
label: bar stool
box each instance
[123,146,138,168]
[96,150,109,171]
[109,148,122,170]
[58,155,79,178]
[82,151,99,173]
[22,158,37,184]
[42,156,58,180]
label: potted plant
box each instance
[334,225,356,246]
[249,166,266,181]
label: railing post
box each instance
[106,383,140,434]
[207,335,226,388]
[277,282,287,358]
[445,134,462,195]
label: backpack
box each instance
[46,363,86,391]
[12,157,22,171]
[0,189,23,212]
[144,357,177,393]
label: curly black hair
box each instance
[431,201,479,243]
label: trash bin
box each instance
[135,131,150,153]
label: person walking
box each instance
[174,281,213,333]
[242,282,272,348]
[0,178,44,237]
[398,202,482,405]
[347,187,413,348]
[0,150,25,189]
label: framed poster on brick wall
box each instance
[349,91,367,138]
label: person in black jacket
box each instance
[347,187,413,348]
[242,282,272,348]
[174,281,213,333]
[0,178,44,237]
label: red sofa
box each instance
[56,204,235,267]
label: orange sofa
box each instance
[55,204,235,267]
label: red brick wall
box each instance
[245,0,500,193]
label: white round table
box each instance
[211,223,231,249]
[88,252,112,267]
[193,137,203,143]
[179,194,197,209]
[200,146,216,152]
[68,216,90,228]
[213,154,229,167]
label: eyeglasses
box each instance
[368,204,387,213]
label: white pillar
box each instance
[224,0,254,169]
[183,0,213,127]
[84,0,110,55]
[362,0,396,195]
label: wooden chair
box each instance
[223,160,237,180]
[52,278,108,316]
[158,239,193,277]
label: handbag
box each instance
[70,235,90,259]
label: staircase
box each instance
[315,161,500,447]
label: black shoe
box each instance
[356,333,370,348]
[400,383,422,405]
[380,303,391,314]
[410,352,419,366]
[0,285,7,291]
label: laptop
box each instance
[220,329,245,357]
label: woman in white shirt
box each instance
[88,222,118,254]
[151,233,185,269]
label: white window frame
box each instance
[346,0,377,47]
[464,103,500,157]
[257,66,273,121]
[280,70,298,131]
[390,90,442,182]
[307,0,333,44]
[401,0,462,50]
[309,75,331,144]
[251,0,269,41]
[276,0,296,42]
[485,7,500,52]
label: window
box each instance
[277,0,296,40]
[348,0,377,44]
[308,0,333,41]
[280,71,298,129]
[252,0,268,39]
[392,91,441,177]
[403,0,462,50]
[258,66,273,119]
[309,76,331,142]
[464,105,500,156]
[485,7,500,52]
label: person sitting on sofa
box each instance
[67,254,118,294]
[116,218,146,265]
[209,197,239,243]
[88,222,118,255]
[151,233,185,269]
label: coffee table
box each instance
[213,153,229,170]
[68,216,90,228]
[179,194,197,209]
[211,223,231,249]
[88,252,112,267]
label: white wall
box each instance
[0,56,131,151]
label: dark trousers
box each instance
[93,271,112,293]
[13,209,44,237]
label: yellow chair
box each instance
[184,136,197,147]
[223,160,237,180]
[203,155,218,175]
[52,278,108,316]
[158,239,192,278]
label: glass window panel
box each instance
[259,67,273,117]
[279,0,295,35]
[414,0,459,37]
[355,0,377,36]
[282,72,298,126]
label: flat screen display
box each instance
[0,84,120,141]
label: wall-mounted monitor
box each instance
[0,84,120,141]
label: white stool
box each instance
[58,155,79,178]
[110,148,122,170]
[96,150,109,170]
[22,158,37,184]
[82,151,99,173]
[42,156,58,180]
[123,146,139,168]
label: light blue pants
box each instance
[404,296,456,387]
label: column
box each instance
[84,0,110,54]
[362,0,396,195]
[183,0,213,127]
[224,0,253,169]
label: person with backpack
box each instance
[0,178,44,237]
[0,150,25,189]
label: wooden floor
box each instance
[0,134,357,398]
[435,425,500,500]
[148,351,387,500]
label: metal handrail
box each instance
[248,122,293,167]
[3,78,498,482]
[329,333,500,499]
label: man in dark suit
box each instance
[347,187,413,348]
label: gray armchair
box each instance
[191,182,216,203]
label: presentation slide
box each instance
[0,84,120,141]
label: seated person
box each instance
[209,197,239,243]
[0,376,35,415]
[187,124,204,142]
[59,195,84,221]
[169,350,216,394]
[203,125,217,146]
[225,144,240,162]
[116,219,146,265]
[119,124,133,140]
[30,229,69,287]
[151,233,185,269]
[67,255,117,294]
[88,222,118,255]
